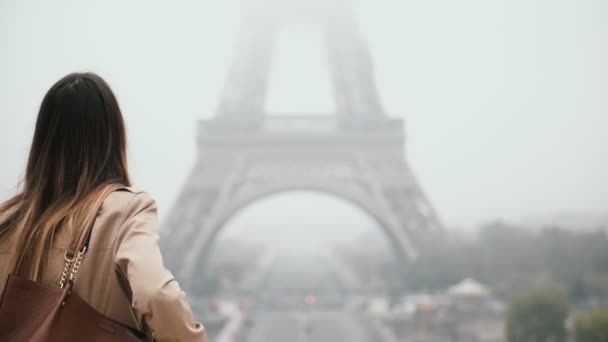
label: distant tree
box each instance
[575,310,608,342]
[506,280,569,342]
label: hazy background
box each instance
[1,0,607,230]
[3,1,608,340]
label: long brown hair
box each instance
[0,72,131,281]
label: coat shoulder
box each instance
[92,187,156,249]
[99,187,154,223]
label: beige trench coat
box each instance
[0,187,207,342]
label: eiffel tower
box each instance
[162,0,442,289]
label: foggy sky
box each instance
[1,0,607,229]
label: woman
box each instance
[0,73,207,341]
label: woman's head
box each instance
[1,72,131,280]
[26,72,130,201]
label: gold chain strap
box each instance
[59,257,73,289]
[59,246,87,289]
[69,246,87,282]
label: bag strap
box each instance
[60,185,129,288]
[65,222,93,260]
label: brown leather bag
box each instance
[0,201,153,342]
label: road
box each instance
[242,310,385,342]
